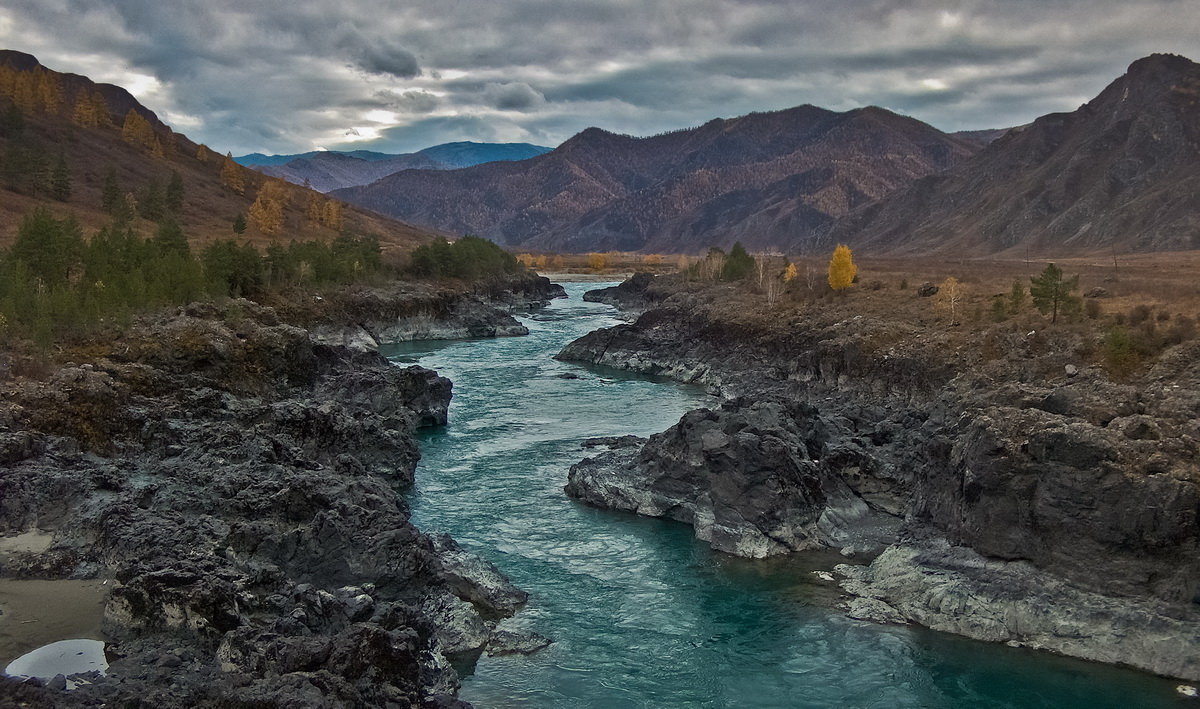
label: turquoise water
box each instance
[386,282,1188,709]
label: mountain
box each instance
[0,51,434,251]
[828,54,1200,255]
[239,142,553,193]
[333,106,978,253]
[952,128,1015,148]
[236,149,398,166]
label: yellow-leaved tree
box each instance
[121,109,162,156]
[938,276,966,325]
[783,262,798,283]
[220,153,246,194]
[248,180,289,236]
[827,244,857,292]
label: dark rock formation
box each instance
[303,274,566,351]
[566,399,899,558]
[0,288,555,706]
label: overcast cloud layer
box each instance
[1,0,1198,155]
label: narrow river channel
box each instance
[384,282,1186,709]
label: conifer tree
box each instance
[1029,263,1080,324]
[166,170,184,213]
[139,180,165,221]
[0,102,24,137]
[152,217,189,257]
[49,152,71,201]
[1008,278,1026,314]
[720,241,755,281]
[232,213,247,234]
[11,207,83,283]
[827,244,857,291]
[101,168,122,215]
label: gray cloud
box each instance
[483,82,546,111]
[0,0,1197,154]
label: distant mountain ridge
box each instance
[333,105,978,253]
[826,53,1200,255]
[237,142,553,193]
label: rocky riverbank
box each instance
[558,274,1200,681]
[301,273,566,351]
[0,276,561,706]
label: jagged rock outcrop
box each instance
[565,400,899,558]
[0,290,554,706]
[301,274,566,351]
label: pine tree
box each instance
[720,241,754,281]
[827,244,857,291]
[1008,278,1026,314]
[139,180,165,221]
[232,213,247,234]
[11,207,84,283]
[0,102,24,137]
[166,170,184,213]
[152,217,189,257]
[101,168,122,215]
[49,152,71,201]
[1029,263,1081,324]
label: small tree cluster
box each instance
[71,90,113,128]
[121,109,163,157]
[409,236,521,280]
[0,205,389,346]
[304,192,344,231]
[248,180,290,236]
[0,65,64,115]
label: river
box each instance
[384,282,1187,709]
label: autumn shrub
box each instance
[1128,304,1153,326]
[1084,299,1102,319]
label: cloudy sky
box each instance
[1,0,1198,156]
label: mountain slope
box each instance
[242,142,553,193]
[333,106,977,253]
[828,54,1200,255]
[0,51,435,252]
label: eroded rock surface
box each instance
[0,288,554,706]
